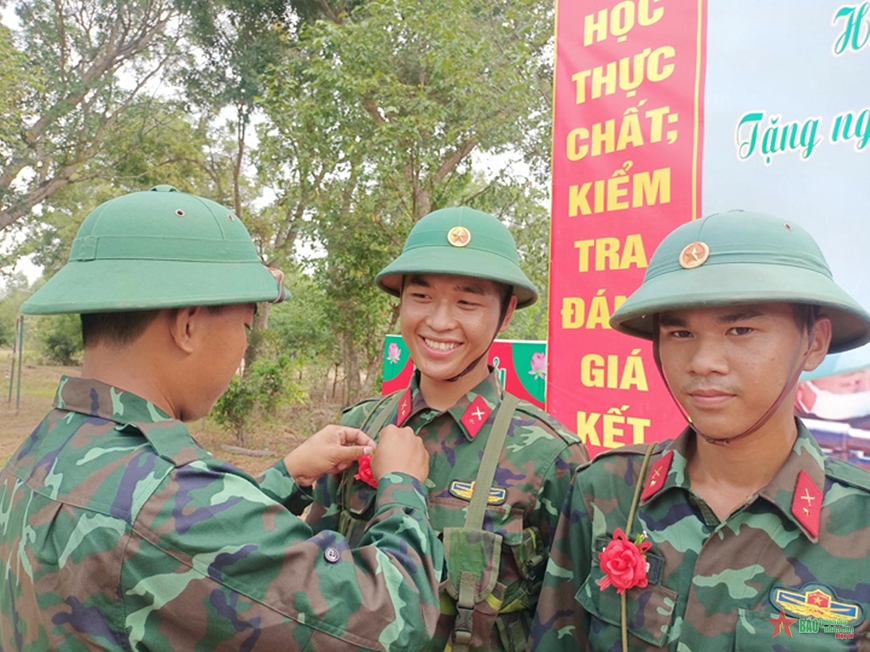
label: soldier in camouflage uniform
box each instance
[0,186,443,651]
[531,211,870,650]
[305,207,590,652]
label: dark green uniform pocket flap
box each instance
[576,564,677,647]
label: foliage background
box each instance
[0,0,555,434]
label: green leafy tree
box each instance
[2,99,231,278]
[36,313,83,365]
[257,0,554,400]
[0,273,29,347]
[210,354,306,445]
[0,0,183,232]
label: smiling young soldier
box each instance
[530,211,870,651]
[306,207,589,652]
[0,186,443,651]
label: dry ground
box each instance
[0,349,346,475]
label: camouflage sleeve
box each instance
[535,440,590,549]
[306,400,373,531]
[126,458,443,651]
[529,467,593,651]
[257,458,314,515]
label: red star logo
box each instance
[767,609,798,638]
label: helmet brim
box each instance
[376,246,538,309]
[611,262,870,353]
[21,259,287,314]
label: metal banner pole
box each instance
[15,316,24,411]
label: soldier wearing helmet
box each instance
[305,207,589,652]
[0,186,443,651]
[531,211,870,650]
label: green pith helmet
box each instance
[21,185,287,315]
[375,206,539,308]
[610,211,870,353]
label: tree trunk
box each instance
[244,302,272,369]
[341,331,361,405]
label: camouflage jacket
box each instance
[0,376,443,651]
[531,423,870,651]
[307,369,589,652]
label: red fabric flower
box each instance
[597,528,651,594]
[354,455,378,488]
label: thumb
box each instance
[333,445,373,463]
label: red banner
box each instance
[547,0,708,456]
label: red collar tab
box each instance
[397,388,413,426]
[791,469,822,539]
[460,395,492,439]
[641,451,673,502]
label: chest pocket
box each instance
[337,479,377,547]
[575,547,677,648]
[734,609,868,651]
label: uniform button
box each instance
[324,547,341,563]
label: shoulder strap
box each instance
[359,390,404,439]
[620,443,656,652]
[464,394,519,529]
[339,389,404,532]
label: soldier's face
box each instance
[657,302,829,441]
[400,274,514,385]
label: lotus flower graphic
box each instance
[387,342,402,364]
[529,352,546,380]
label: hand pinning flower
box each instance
[597,529,651,594]
[387,342,402,364]
[354,454,378,488]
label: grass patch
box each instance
[0,349,350,476]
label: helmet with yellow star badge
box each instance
[375,206,539,308]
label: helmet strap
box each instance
[652,313,815,446]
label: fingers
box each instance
[332,445,373,463]
[339,427,376,450]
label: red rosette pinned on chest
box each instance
[354,454,378,489]
[597,528,652,595]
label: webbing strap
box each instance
[620,443,656,652]
[360,390,403,438]
[464,394,519,530]
[340,390,404,525]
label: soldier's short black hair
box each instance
[81,306,233,348]
[792,304,821,334]
[80,311,161,348]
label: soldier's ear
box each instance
[498,294,518,333]
[168,307,199,354]
[803,315,832,372]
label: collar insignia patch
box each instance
[641,451,673,501]
[448,480,507,506]
[460,395,492,438]
[791,469,822,538]
[770,583,864,625]
[397,388,413,426]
